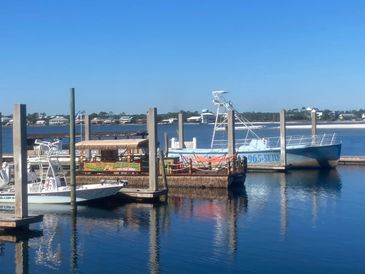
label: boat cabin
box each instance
[76,139,149,174]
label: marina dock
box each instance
[0,214,43,229]
[77,173,245,189]
[338,156,365,165]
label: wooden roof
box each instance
[27,131,147,140]
[76,139,148,150]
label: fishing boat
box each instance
[0,140,127,204]
[168,91,342,168]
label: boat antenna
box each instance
[210,91,261,148]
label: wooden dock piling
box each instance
[227,110,236,173]
[227,110,235,156]
[84,114,91,141]
[118,108,168,200]
[14,104,28,218]
[84,114,91,160]
[178,112,184,148]
[311,110,317,144]
[69,88,77,210]
[164,132,169,157]
[148,108,158,191]
[0,112,2,167]
[280,110,287,168]
[0,104,43,229]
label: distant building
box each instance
[49,116,68,125]
[1,116,12,125]
[91,117,103,124]
[119,116,135,124]
[187,110,215,124]
[35,120,47,126]
[135,118,146,124]
[186,116,201,123]
[160,118,177,124]
[201,112,215,124]
[306,107,319,112]
[339,113,356,120]
[5,119,13,126]
[362,113,365,120]
[103,119,113,125]
[315,111,323,119]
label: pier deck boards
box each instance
[338,156,365,165]
[247,165,288,171]
[0,215,43,229]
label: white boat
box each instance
[168,91,342,168]
[0,140,127,204]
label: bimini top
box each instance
[76,139,148,150]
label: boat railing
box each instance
[212,133,339,149]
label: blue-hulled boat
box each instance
[168,91,342,168]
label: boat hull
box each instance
[168,143,342,168]
[0,183,124,204]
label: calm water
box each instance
[1,166,365,273]
[1,124,365,273]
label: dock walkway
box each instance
[338,156,365,165]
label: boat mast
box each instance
[210,91,260,148]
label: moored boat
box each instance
[168,91,342,168]
[0,140,127,204]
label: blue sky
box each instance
[1,0,365,115]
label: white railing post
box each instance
[331,133,335,145]
[320,133,325,146]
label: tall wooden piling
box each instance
[280,110,287,167]
[148,108,158,191]
[178,112,184,148]
[227,110,236,173]
[0,112,2,167]
[70,88,77,210]
[311,110,317,144]
[84,114,91,141]
[13,104,28,218]
[159,150,168,191]
[84,114,91,160]
[163,132,169,156]
[227,110,235,155]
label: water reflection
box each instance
[0,169,343,273]
[245,168,342,239]
[168,186,248,259]
[0,229,43,274]
[149,205,159,274]
[286,169,342,230]
[70,212,78,274]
